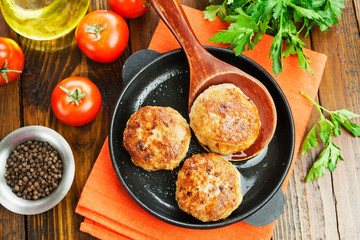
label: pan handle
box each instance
[243,188,285,226]
[122,49,161,85]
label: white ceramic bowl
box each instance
[0,126,75,215]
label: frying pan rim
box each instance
[109,46,295,229]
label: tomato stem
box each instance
[59,86,86,106]
[85,24,107,41]
[0,59,22,83]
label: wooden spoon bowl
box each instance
[150,0,277,160]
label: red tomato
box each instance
[75,10,129,63]
[0,37,24,84]
[51,77,102,126]
[108,0,150,19]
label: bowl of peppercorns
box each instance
[0,126,75,215]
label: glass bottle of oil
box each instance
[0,0,90,40]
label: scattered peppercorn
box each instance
[4,140,63,200]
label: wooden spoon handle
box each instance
[150,0,208,65]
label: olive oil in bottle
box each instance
[0,0,90,40]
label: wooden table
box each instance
[1,0,359,239]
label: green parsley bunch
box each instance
[300,92,360,181]
[204,0,345,76]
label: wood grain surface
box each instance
[0,0,359,240]
[0,10,26,240]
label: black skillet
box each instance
[109,46,295,229]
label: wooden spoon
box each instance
[150,0,277,160]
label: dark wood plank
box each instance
[353,0,360,28]
[20,34,92,240]
[0,12,26,240]
[17,0,126,239]
[313,0,360,238]
[273,104,339,240]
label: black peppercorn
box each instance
[4,140,63,200]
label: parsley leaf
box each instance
[330,109,360,136]
[269,12,284,76]
[327,140,343,172]
[329,0,345,18]
[305,138,343,182]
[210,13,259,53]
[329,109,360,136]
[330,113,342,136]
[317,118,334,143]
[339,119,360,137]
[305,140,330,181]
[301,92,359,181]
[203,5,227,21]
[334,109,360,119]
[204,0,345,75]
[301,123,319,155]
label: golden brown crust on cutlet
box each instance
[175,153,242,222]
[123,106,191,171]
[189,83,261,156]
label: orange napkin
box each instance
[76,5,327,240]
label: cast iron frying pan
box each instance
[109,47,295,229]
